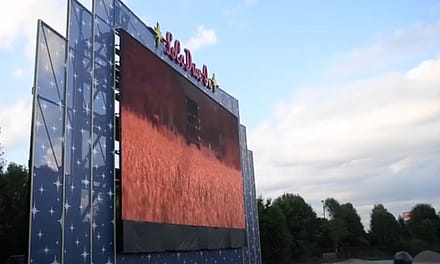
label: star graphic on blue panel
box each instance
[50,255,59,264]
[54,178,62,192]
[43,245,50,255]
[107,189,113,199]
[31,204,39,219]
[81,248,89,262]
[82,178,90,188]
[37,230,43,240]
[38,185,45,195]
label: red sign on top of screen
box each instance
[153,23,218,92]
[402,211,411,221]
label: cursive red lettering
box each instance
[165,32,173,57]
[184,49,192,72]
[201,65,208,86]
[178,54,184,66]
[163,31,216,92]
[172,40,181,60]
[191,63,197,77]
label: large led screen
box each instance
[119,31,245,253]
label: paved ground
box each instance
[333,260,435,264]
[332,260,392,264]
[331,250,440,263]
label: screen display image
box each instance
[119,31,245,252]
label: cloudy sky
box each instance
[1,0,440,228]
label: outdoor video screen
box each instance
[119,31,245,253]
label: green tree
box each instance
[325,198,342,219]
[341,203,366,246]
[272,193,321,258]
[398,215,410,239]
[369,204,400,250]
[0,163,29,262]
[324,198,367,248]
[407,204,440,243]
[0,128,4,171]
[324,198,346,251]
[258,197,292,264]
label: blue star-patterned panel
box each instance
[28,20,66,264]
[239,125,251,264]
[92,10,116,264]
[63,0,94,263]
[247,150,262,264]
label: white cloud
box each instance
[244,0,257,6]
[407,56,440,82]
[0,100,32,150]
[250,56,440,227]
[184,26,217,51]
[327,22,440,78]
[0,0,93,59]
[389,156,413,174]
[12,68,27,79]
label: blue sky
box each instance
[1,0,440,228]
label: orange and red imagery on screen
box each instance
[120,33,245,229]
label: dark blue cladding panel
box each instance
[92,12,116,264]
[28,21,66,264]
[247,150,260,264]
[239,125,251,264]
[239,127,262,264]
[114,0,153,48]
[63,1,93,263]
[247,149,255,264]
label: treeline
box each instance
[0,134,28,262]
[258,193,440,263]
[0,162,29,262]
